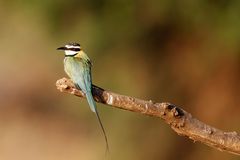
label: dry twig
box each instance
[56,77,240,155]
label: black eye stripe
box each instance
[67,48,81,51]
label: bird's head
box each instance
[57,42,81,56]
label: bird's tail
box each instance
[85,92,110,155]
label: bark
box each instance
[56,77,240,156]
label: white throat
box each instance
[64,50,78,56]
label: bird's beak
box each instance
[57,46,67,50]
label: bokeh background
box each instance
[0,0,240,160]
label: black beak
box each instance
[57,46,67,50]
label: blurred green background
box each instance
[0,0,240,160]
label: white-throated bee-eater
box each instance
[57,42,109,153]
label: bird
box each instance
[57,42,109,154]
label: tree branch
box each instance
[56,77,240,156]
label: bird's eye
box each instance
[69,48,80,51]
